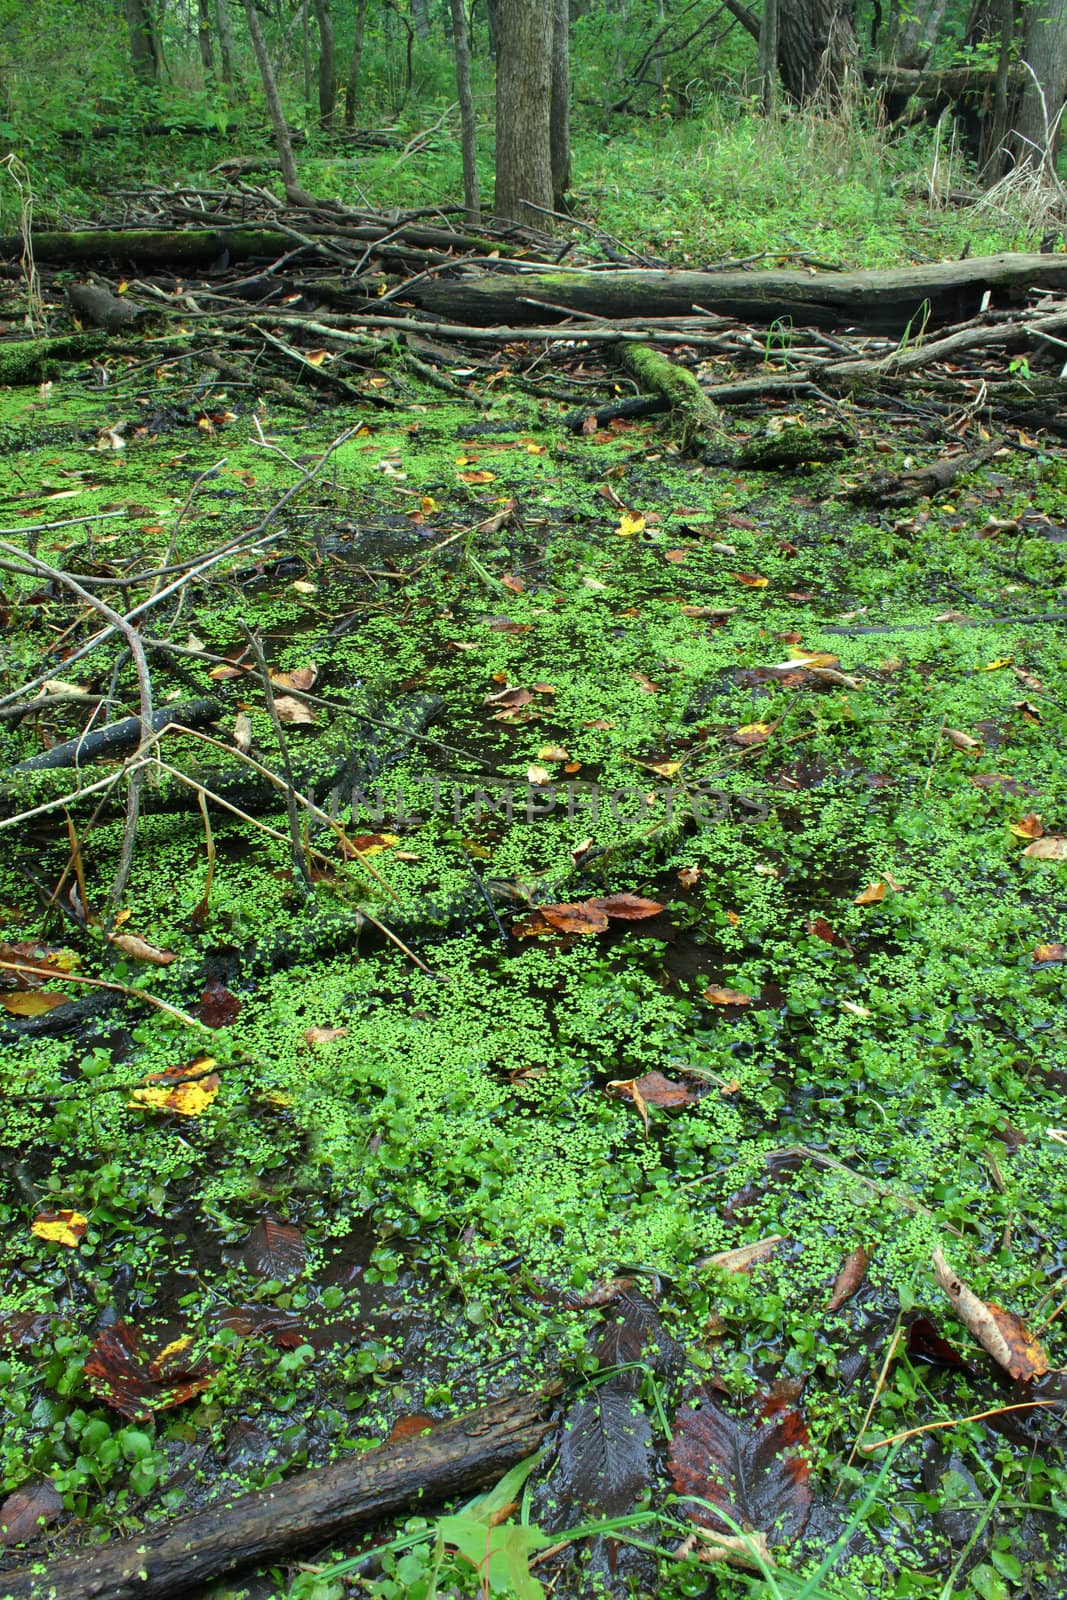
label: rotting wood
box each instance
[0,1389,560,1600]
[616,341,722,449]
[843,436,1005,505]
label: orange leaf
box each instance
[854,882,886,905]
[540,902,610,934]
[732,572,769,588]
[703,985,752,1007]
[588,893,664,920]
[1010,813,1044,840]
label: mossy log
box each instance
[406,253,1067,335]
[0,334,110,385]
[616,342,722,450]
[0,1389,558,1600]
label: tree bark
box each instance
[411,0,431,38]
[550,0,571,210]
[777,0,855,103]
[893,0,950,67]
[1012,0,1067,170]
[215,0,237,85]
[493,0,554,227]
[243,0,302,196]
[450,0,482,225]
[124,0,160,84]
[197,0,216,75]
[311,0,336,126]
[758,0,780,114]
[343,0,368,128]
[0,1391,557,1600]
[404,253,1067,334]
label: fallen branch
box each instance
[0,1389,559,1600]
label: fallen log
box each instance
[616,341,722,448]
[405,253,1067,335]
[0,1389,559,1600]
[14,700,220,773]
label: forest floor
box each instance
[0,128,1066,1600]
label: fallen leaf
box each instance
[339,831,399,859]
[616,511,646,537]
[108,932,176,965]
[732,723,772,747]
[484,685,534,709]
[854,882,886,905]
[537,744,570,762]
[242,1216,307,1283]
[1023,837,1067,860]
[630,671,659,694]
[704,1237,784,1273]
[678,866,702,888]
[194,982,241,1028]
[270,665,318,692]
[807,916,854,955]
[458,468,494,484]
[589,893,665,921]
[1,990,72,1016]
[304,1025,348,1045]
[703,985,752,1007]
[732,572,769,588]
[272,694,315,726]
[540,902,610,934]
[945,728,981,751]
[85,1322,213,1420]
[527,764,552,786]
[0,1482,64,1546]
[669,1385,812,1543]
[664,547,690,564]
[1033,943,1066,963]
[932,1247,1048,1381]
[31,1210,87,1248]
[826,1246,870,1311]
[130,1059,220,1118]
[1010,813,1044,840]
[233,712,252,754]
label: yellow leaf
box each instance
[1,990,72,1016]
[130,1058,219,1117]
[303,349,329,367]
[615,511,646,537]
[854,882,886,905]
[537,745,570,762]
[31,1209,87,1248]
[982,658,1012,671]
[732,722,772,746]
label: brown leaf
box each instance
[85,1323,213,1421]
[931,1247,1048,1381]
[945,728,981,751]
[854,883,886,906]
[588,893,665,921]
[703,985,752,1007]
[194,981,241,1028]
[669,1385,812,1543]
[1,990,72,1016]
[540,902,610,934]
[1022,837,1067,860]
[484,685,534,709]
[732,723,772,747]
[1033,943,1066,964]
[272,694,316,726]
[30,1210,87,1248]
[732,572,769,588]
[807,916,854,955]
[304,1025,348,1045]
[270,665,318,692]
[0,1482,64,1546]
[108,932,177,965]
[241,1216,307,1283]
[1009,813,1044,840]
[630,670,659,694]
[826,1245,870,1311]
[703,1237,785,1273]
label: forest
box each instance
[0,1,1065,1596]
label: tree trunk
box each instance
[311,0,336,126]
[343,0,368,127]
[894,0,950,67]
[125,0,160,84]
[550,0,571,210]
[493,0,554,226]
[758,0,780,114]
[243,0,301,194]
[450,0,481,224]
[984,0,1016,177]
[777,0,855,104]
[215,0,237,84]
[1012,0,1067,170]
[411,0,431,38]
[197,0,216,75]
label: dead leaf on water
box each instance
[932,1246,1048,1381]
[31,1210,87,1248]
[1023,837,1067,860]
[703,985,752,1007]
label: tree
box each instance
[343,0,369,127]
[550,0,570,209]
[493,0,553,226]
[244,0,303,198]
[758,0,780,114]
[197,0,216,76]
[311,0,336,126]
[1012,0,1067,171]
[215,0,237,86]
[777,0,855,103]
[450,0,481,223]
[125,0,160,84]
